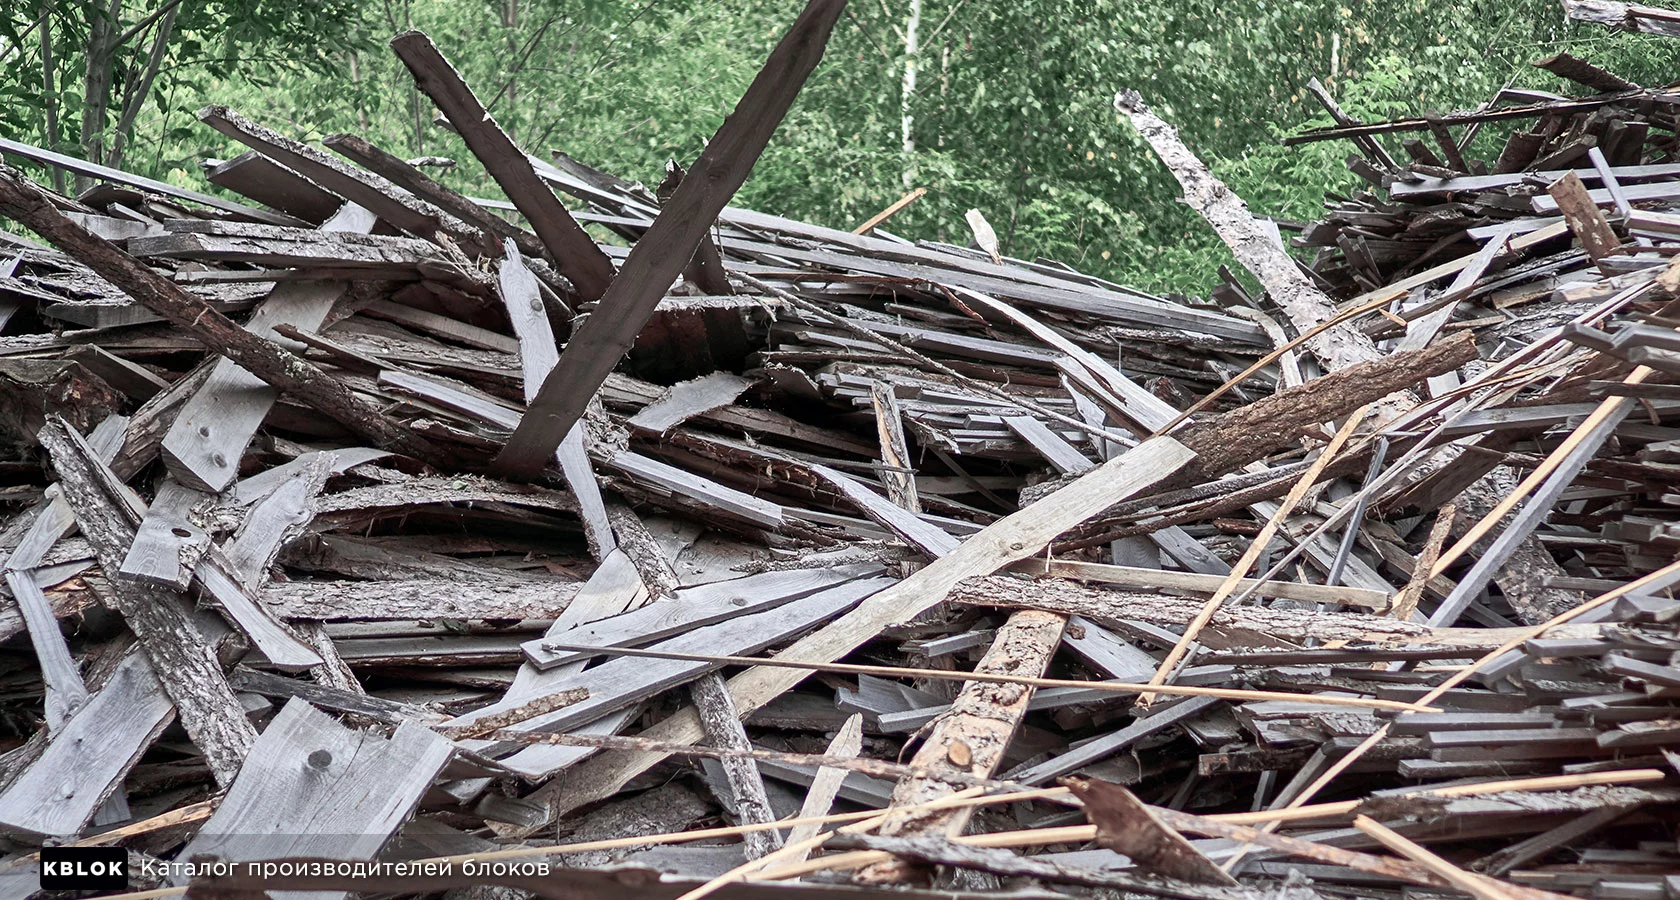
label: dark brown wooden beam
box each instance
[389,31,616,302]
[489,0,847,478]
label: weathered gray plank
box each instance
[608,451,786,528]
[490,0,846,477]
[532,435,1194,818]
[1003,415,1096,474]
[496,240,616,558]
[178,698,453,900]
[628,374,755,435]
[521,565,880,669]
[807,464,959,557]
[159,203,377,492]
[40,421,256,788]
[391,31,614,298]
[473,577,892,778]
[118,479,211,589]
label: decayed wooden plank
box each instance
[608,451,787,528]
[196,106,489,253]
[656,160,734,295]
[1,416,125,732]
[118,479,211,589]
[629,373,755,435]
[37,420,255,786]
[0,169,439,462]
[857,608,1066,883]
[442,548,653,786]
[203,454,336,671]
[203,150,343,224]
[1011,557,1389,608]
[490,0,846,477]
[808,464,958,557]
[691,672,782,859]
[473,577,891,778]
[389,32,613,300]
[869,381,921,512]
[783,712,864,861]
[496,240,616,558]
[159,203,377,493]
[1003,416,1095,474]
[522,564,879,669]
[323,133,554,269]
[530,435,1193,820]
[262,576,584,621]
[1548,172,1622,273]
[177,698,453,899]
[0,135,304,226]
[1069,778,1239,887]
[0,648,174,836]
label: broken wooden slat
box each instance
[629,374,755,435]
[37,419,255,786]
[532,435,1193,818]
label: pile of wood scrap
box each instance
[0,3,1675,898]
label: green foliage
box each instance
[7,0,1680,294]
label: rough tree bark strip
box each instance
[949,574,1497,649]
[37,420,255,786]
[0,166,442,464]
[1115,91,1410,421]
[870,381,921,512]
[690,672,782,860]
[855,609,1066,884]
[1170,332,1477,483]
[490,0,848,478]
[523,435,1194,826]
[389,32,614,300]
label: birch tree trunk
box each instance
[899,0,921,189]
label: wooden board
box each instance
[0,648,174,836]
[178,698,452,897]
[533,435,1193,817]
[159,203,375,492]
[521,564,882,669]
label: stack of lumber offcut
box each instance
[0,2,1676,898]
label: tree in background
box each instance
[0,0,365,189]
[3,0,1679,293]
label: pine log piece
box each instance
[855,609,1066,884]
[946,574,1578,652]
[1115,91,1408,421]
[0,166,443,464]
[1168,332,1477,479]
[690,671,782,860]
